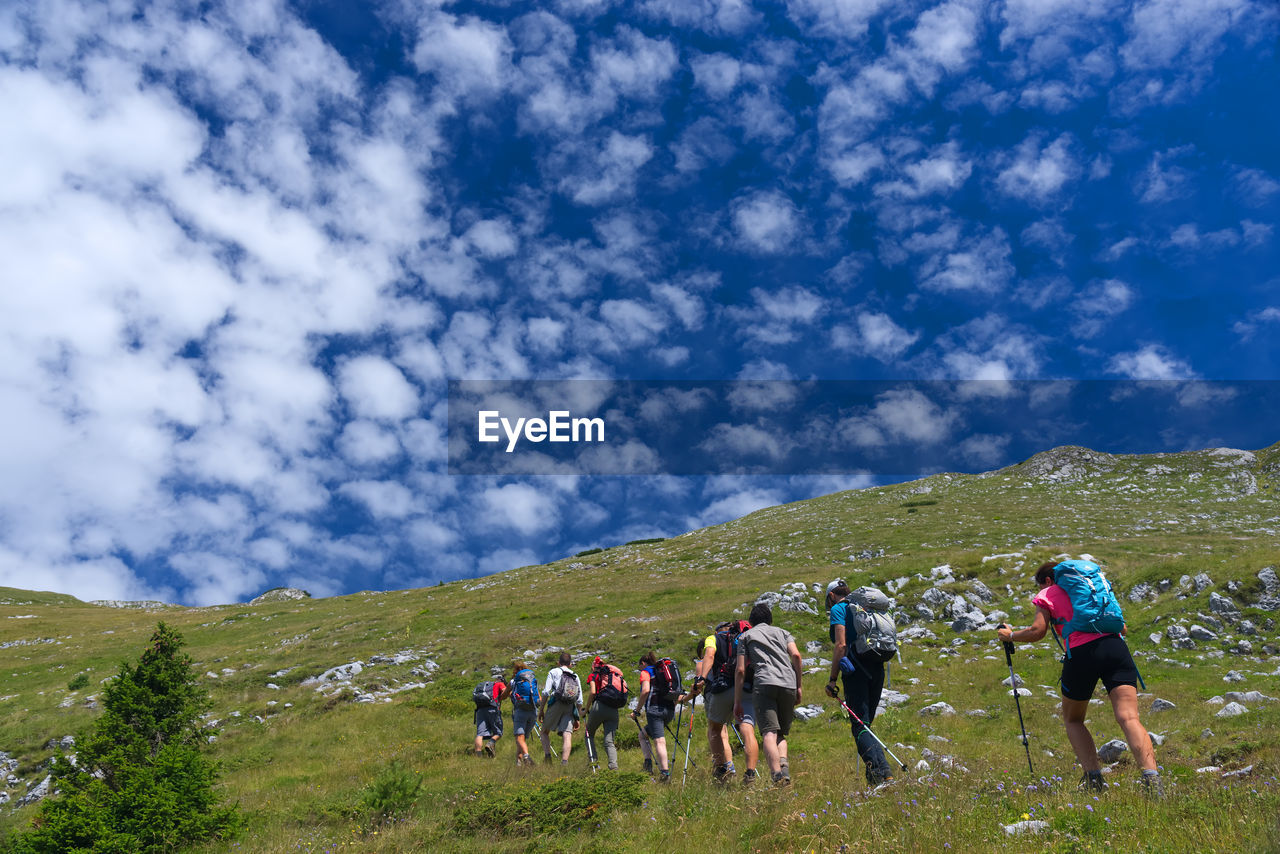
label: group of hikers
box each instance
[471,558,1164,795]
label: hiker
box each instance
[692,620,761,783]
[585,656,629,771]
[472,674,509,758]
[539,652,582,766]
[996,560,1162,794]
[824,579,894,787]
[509,662,540,766]
[635,650,685,783]
[735,602,803,785]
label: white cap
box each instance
[825,579,846,595]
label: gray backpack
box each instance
[846,586,898,663]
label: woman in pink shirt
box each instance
[997,561,1162,795]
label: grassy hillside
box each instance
[2,443,1279,853]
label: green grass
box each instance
[2,443,1280,852]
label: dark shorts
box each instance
[644,704,674,740]
[1060,635,1139,701]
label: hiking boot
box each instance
[658,770,672,784]
[1141,772,1165,799]
[483,741,495,758]
[1079,771,1106,792]
[870,775,897,793]
[712,762,736,782]
[643,758,654,774]
[742,768,760,785]
[543,753,554,765]
[771,770,791,786]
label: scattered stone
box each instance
[915,759,930,771]
[1254,567,1280,611]
[1188,625,1217,641]
[1200,728,1214,738]
[250,587,311,605]
[1215,702,1248,717]
[1238,620,1257,636]
[266,683,280,690]
[1003,820,1050,836]
[899,626,936,642]
[1166,625,1189,640]
[1195,766,1221,774]
[1148,732,1166,746]
[17,776,51,807]
[1009,688,1032,697]
[1208,593,1239,615]
[968,580,994,603]
[1222,670,1245,683]
[1001,674,1025,688]
[1225,691,1274,704]
[805,641,825,654]
[1150,698,1176,712]
[1193,573,1214,592]
[919,702,956,717]
[755,583,819,616]
[1148,632,1163,644]
[920,587,952,608]
[1222,765,1254,779]
[1097,739,1128,762]
[1128,583,1158,603]
[1206,696,1225,705]
[793,704,825,721]
[302,662,363,687]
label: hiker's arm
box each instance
[999,606,1050,643]
[829,623,846,684]
[733,651,746,717]
[693,645,715,695]
[788,642,803,704]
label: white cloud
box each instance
[690,52,741,98]
[957,433,1012,468]
[875,141,972,199]
[650,283,705,330]
[785,0,890,39]
[1135,146,1195,203]
[918,228,1015,294]
[340,480,416,519]
[1071,279,1133,337]
[1107,344,1197,379]
[731,190,803,253]
[686,488,784,529]
[832,311,920,362]
[600,298,669,347]
[1231,306,1280,341]
[995,133,1081,202]
[837,388,956,448]
[481,483,559,535]
[477,548,542,576]
[464,219,519,258]
[338,356,420,421]
[558,131,654,205]
[413,11,513,99]
[909,1,980,72]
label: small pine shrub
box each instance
[360,760,423,824]
[66,673,89,692]
[9,623,242,854]
[453,773,645,836]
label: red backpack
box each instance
[592,661,630,709]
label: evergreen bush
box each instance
[10,622,242,854]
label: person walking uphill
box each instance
[509,663,540,766]
[539,652,582,767]
[472,675,509,758]
[996,559,1163,795]
[735,602,803,785]
[824,579,894,787]
[692,619,760,783]
[635,650,685,783]
[585,656,629,771]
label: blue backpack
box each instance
[1052,560,1125,653]
[512,668,539,711]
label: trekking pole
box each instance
[534,722,557,758]
[664,723,699,768]
[730,721,745,751]
[682,694,696,786]
[585,731,598,773]
[998,626,1035,776]
[834,696,907,772]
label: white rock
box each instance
[1003,820,1049,835]
[918,702,956,716]
[1216,702,1248,717]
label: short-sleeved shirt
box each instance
[544,667,580,705]
[1033,584,1110,649]
[829,601,851,643]
[737,624,797,690]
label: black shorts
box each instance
[1059,635,1139,701]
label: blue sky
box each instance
[0,0,1277,605]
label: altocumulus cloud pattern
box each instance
[0,0,1276,604]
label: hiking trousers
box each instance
[586,701,619,769]
[842,661,891,783]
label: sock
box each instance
[1141,769,1159,777]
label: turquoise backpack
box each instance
[1052,560,1125,654]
